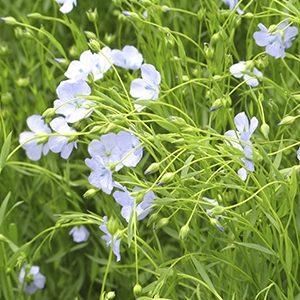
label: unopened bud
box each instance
[133,284,142,296]
[155,217,169,229]
[144,162,160,175]
[179,224,190,240]
[42,108,56,119]
[244,12,254,18]
[105,291,116,299]
[104,33,115,44]
[260,123,270,139]
[83,188,98,198]
[1,17,17,25]
[210,99,222,112]
[204,44,214,60]
[16,77,30,87]
[86,8,98,22]
[27,13,43,19]
[211,206,225,215]
[211,32,222,46]
[84,31,97,39]
[182,75,189,82]
[88,39,101,52]
[278,116,296,126]
[197,9,205,21]
[107,217,119,235]
[210,218,224,232]
[0,45,9,56]
[158,172,176,186]
[161,5,170,13]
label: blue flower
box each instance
[53,79,94,123]
[55,0,76,14]
[297,147,300,163]
[69,225,90,243]
[130,64,161,111]
[65,48,112,81]
[19,265,46,294]
[85,155,114,194]
[99,216,121,262]
[112,46,143,70]
[223,0,244,15]
[113,184,156,222]
[85,131,143,194]
[48,117,77,159]
[225,112,258,181]
[19,115,51,161]
[253,22,298,59]
[229,61,262,87]
[116,131,143,169]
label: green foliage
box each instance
[0,0,300,299]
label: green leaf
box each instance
[180,155,195,178]
[191,256,221,298]
[235,242,275,256]
[0,132,12,174]
[0,192,11,227]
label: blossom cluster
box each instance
[221,2,298,181]
[19,45,161,162]
[18,43,160,287]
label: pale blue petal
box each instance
[141,64,161,85]
[113,239,121,262]
[238,167,247,181]
[265,41,285,58]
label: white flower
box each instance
[55,0,77,14]
[19,115,51,161]
[111,46,143,70]
[48,117,77,159]
[65,47,112,82]
[130,64,161,111]
[53,79,94,123]
[69,225,90,243]
[230,61,262,87]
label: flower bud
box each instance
[161,5,170,13]
[107,217,119,235]
[105,291,116,299]
[179,224,190,240]
[16,77,30,87]
[133,283,142,296]
[144,162,160,175]
[84,31,97,39]
[86,8,98,22]
[157,172,176,186]
[278,116,296,126]
[1,92,12,105]
[182,75,189,82]
[27,13,43,19]
[155,217,169,229]
[1,16,17,25]
[211,206,225,215]
[0,45,9,56]
[204,44,214,60]
[211,32,222,46]
[244,12,254,18]
[88,39,101,52]
[210,99,222,112]
[42,108,56,119]
[197,9,205,21]
[260,123,270,139]
[83,188,98,198]
[104,33,115,44]
[210,218,224,232]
